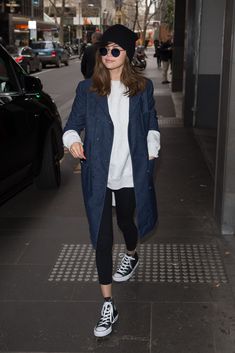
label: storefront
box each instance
[0,13,59,46]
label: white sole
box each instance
[94,314,119,338]
[112,260,139,282]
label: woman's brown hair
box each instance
[90,52,147,96]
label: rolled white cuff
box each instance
[62,130,83,150]
[147,130,160,158]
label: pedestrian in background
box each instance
[81,31,102,79]
[153,22,161,67]
[155,41,162,68]
[63,24,160,338]
[78,38,87,59]
[159,37,173,83]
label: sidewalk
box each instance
[0,49,235,353]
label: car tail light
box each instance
[51,51,56,57]
[15,55,23,63]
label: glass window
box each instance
[31,42,53,49]
[0,56,19,94]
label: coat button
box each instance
[96,137,99,141]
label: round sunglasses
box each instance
[99,47,125,57]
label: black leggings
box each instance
[96,188,138,285]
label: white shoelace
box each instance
[97,302,113,327]
[117,253,134,275]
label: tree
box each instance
[161,0,174,30]
[124,0,174,42]
[123,0,163,42]
[140,0,163,42]
[59,0,66,44]
[46,0,66,44]
[132,0,139,32]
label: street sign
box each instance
[28,20,37,29]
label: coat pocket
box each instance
[81,160,92,196]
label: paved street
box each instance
[32,57,82,126]
[0,50,235,353]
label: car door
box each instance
[0,46,39,191]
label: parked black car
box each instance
[8,46,42,74]
[0,44,64,204]
[31,41,69,68]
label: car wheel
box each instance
[26,63,31,74]
[35,127,61,189]
[38,61,42,72]
[56,58,62,68]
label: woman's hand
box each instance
[69,142,86,159]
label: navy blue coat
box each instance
[64,78,159,248]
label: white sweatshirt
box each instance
[63,81,160,190]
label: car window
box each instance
[31,42,53,49]
[11,58,30,88]
[5,45,18,55]
[0,56,19,94]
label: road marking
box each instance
[31,60,79,76]
[31,69,54,76]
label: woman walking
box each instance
[63,24,160,337]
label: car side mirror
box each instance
[23,75,43,94]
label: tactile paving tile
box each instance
[48,243,228,284]
[158,117,183,127]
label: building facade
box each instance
[172,0,235,235]
[44,0,116,43]
[0,0,58,46]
